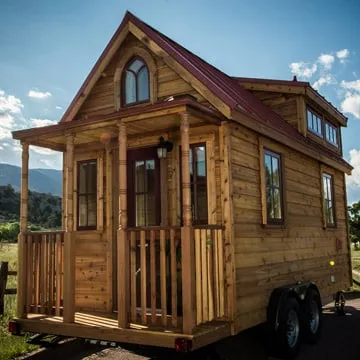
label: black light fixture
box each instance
[157,136,173,159]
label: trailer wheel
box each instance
[301,288,322,344]
[274,296,301,359]
[335,291,346,315]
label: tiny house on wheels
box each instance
[10,11,352,359]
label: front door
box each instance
[127,147,161,227]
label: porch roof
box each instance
[12,97,224,151]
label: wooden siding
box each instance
[248,91,299,129]
[229,122,351,334]
[77,34,206,119]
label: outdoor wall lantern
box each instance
[157,136,173,159]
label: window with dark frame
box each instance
[77,160,97,229]
[122,57,149,106]
[189,144,208,225]
[325,122,338,147]
[323,173,335,227]
[180,143,208,225]
[307,108,323,137]
[264,150,283,224]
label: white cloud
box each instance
[341,93,360,118]
[30,118,57,128]
[289,61,317,79]
[28,90,52,99]
[0,127,11,140]
[0,90,23,114]
[340,79,360,118]
[312,74,336,90]
[341,79,360,92]
[347,149,360,188]
[0,112,15,129]
[30,146,56,156]
[336,49,350,63]
[318,53,335,70]
[55,106,62,110]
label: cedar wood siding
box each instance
[77,34,207,119]
[230,121,351,334]
[70,33,221,312]
[247,91,299,130]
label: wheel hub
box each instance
[286,309,300,348]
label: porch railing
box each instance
[22,231,64,316]
[126,225,226,329]
[194,225,225,325]
[127,226,182,328]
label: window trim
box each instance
[121,56,150,107]
[307,107,324,138]
[325,121,339,148]
[113,46,157,111]
[77,159,98,230]
[321,170,336,228]
[259,140,286,227]
[180,142,209,225]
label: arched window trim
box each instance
[121,56,150,106]
[114,46,157,111]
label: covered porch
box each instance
[13,97,233,341]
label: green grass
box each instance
[0,243,38,360]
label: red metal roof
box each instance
[60,11,350,170]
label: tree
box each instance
[348,201,360,244]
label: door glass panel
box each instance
[196,146,206,178]
[132,155,159,227]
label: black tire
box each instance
[273,296,301,359]
[301,288,322,344]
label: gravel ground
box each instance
[19,294,360,360]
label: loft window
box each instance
[264,150,283,224]
[323,173,335,227]
[307,108,323,137]
[78,160,97,229]
[325,122,338,147]
[122,57,149,105]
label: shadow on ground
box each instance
[21,292,360,360]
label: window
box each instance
[325,122,338,147]
[122,57,149,105]
[264,150,283,224]
[307,108,323,137]
[78,160,97,229]
[323,173,335,226]
[189,144,208,224]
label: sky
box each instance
[0,0,359,201]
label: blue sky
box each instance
[0,0,359,201]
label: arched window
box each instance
[123,57,149,105]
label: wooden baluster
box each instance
[213,229,220,318]
[207,229,214,321]
[201,229,208,322]
[130,231,137,322]
[218,229,225,317]
[195,228,202,325]
[160,229,167,326]
[26,234,33,313]
[55,233,62,316]
[34,234,40,313]
[150,230,157,325]
[170,228,177,327]
[140,230,147,325]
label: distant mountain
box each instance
[0,163,62,196]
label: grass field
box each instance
[0,243,38,360]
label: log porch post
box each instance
[63,134,76,323]
[117,121,129,328]
[17,141,29,319]
[180,112,196,334]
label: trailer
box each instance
[10,11,352,359]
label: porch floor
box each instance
[16,312,232,350]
